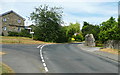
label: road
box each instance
[2,44,118,73]
[42,44,118,73]
[2,44,44,73]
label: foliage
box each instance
[66,22,80,38]
[99,17,119,42]
[19,29,31,37]
[81,21,100,40]
[30,5,64,42]
[63,22,82,42]
[29,24,36,32]
[8,31,19,36]
[73,33,84,41]
[8,30,31,37]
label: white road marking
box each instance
[38,44,49,73]
[45,67,48,72]
[42,59,45,62]
[41,56,43,59]
[43,63,47,67]
[37,45,41,48]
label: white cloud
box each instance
[63,12,117,29]
[61,2,118,16]
[0,1,118,28]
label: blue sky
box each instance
[0,0,118,28]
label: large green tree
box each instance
[30,5,64,42]
[66,22,80,38]
[81,21,100,40]
[99,17,119,42]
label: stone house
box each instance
[0,10,25,36]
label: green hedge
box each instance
[8,30,31,37]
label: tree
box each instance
[66,22,80,38]
[30,5,63,42]
[81,21,100,40]
[99,17,119,42]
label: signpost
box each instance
[30,32,34,40]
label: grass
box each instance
[100,48,120,55]
[0,36,55,44]
[0,63,14,75]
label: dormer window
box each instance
[3,18,7,22]
[18,19,21,23]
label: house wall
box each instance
[2,12,25,36]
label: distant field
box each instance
[0,36,55,44]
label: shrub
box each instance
[19,29,31,37]
[8,30,31,37]
[73,34,84,42]
[8,31,19,36]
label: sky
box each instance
[0,0,119,29]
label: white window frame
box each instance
[3,18,7,22]
[3,26,7,31]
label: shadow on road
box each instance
[69,42,83,44]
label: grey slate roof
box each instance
[0,10,25,20]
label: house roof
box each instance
[0,10,25,20]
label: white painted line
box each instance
[41,56,43,59]
[37,45,41,48]
[40,54,43,59]
[42,59,45,62]
[40,52,42,56]
[43,63,47,67]
[38,44,49,72]
[45,67,48,72]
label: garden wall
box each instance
[104,40,120,50]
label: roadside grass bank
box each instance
[0,63,14,74]
[0,36,56,44]
[100,48,120,55]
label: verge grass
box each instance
[0,36,55,44]
[100,48,120,55]
[0,63,14,75]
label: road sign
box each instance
[30,32,34,34]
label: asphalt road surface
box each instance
[2,44,44,73]
[2,44,118,73]
[42,44,118,73]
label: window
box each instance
[18,27,21,32]
[18,19,21,23]
[3,26,7,31]
[3,18,7,22]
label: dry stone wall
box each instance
[85,34,95,47]
[104,40,120,50]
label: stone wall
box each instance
[2,12,25,36]
[104,40,120,50]
[85,34,95,47]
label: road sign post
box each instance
[30,32,34,40]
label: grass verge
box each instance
[0,63,14,75]
[100,48,120,55]
[0,36,56,44]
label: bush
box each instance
[73,34,84,42]
[8,31,19,36]
[19,29,31,37]
[8,30,31,37]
